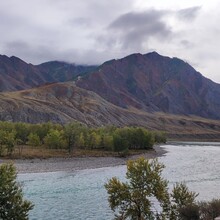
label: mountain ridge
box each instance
[1,52,220,139]
[0,54,97,92]
[76,52,220,119]
[1,82,220,139]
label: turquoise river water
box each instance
[18,143,220,220]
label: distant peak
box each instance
[149,51,159,54]
[102,59,116,65]
[0,54,10,60]
[145,51,161,57]
[10,55,20,59]
[41,60,71,65]
[124,53,142,59]
[10,56,23,61]
[0,54,26,65]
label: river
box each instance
[18,142,220,220]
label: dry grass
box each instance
[4,146,69,159]
[0,145,154,159]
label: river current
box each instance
[18,143,220,220]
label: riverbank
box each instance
[0,145,166,173]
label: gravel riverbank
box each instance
[0,145,167,173]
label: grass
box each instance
[1,146,69,159]
[0,145,155,159]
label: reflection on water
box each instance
[18,143,220,220]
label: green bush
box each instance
[0,163,34,219]
[27,133,41,147]
[44,129,66,149]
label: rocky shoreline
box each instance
[0,146,167,173]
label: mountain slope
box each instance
[1,52,220,139]
[37,61,97,82]
[76,52,220,119]
[0,55,96,92]
[1,82,220,139]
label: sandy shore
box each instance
[0,145,167,173]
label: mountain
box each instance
[37,61,97,83]
[76,52,220,119]
[1,82,220,139]
[0,55,97,92]
[1,52,220,139]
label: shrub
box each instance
[0,163,34,219]
[105,158,197,220]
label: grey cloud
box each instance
[109,10,168,29]
[0,0,135,65]
[3,40,105,65]
[0,9,26,29]
[177,6,201,21]
[3,41,33,62]
[3,40,71,64]
[68,17,92,28]
[103,10,172,50]
[180,40,194,48]
[5,41,30,50]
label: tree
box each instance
[199,199,220,220]
[29,123,51,143]
[105,158,197,220]
[179,199,220,220]
[113,132,129,153]
[27,133,41,147]
[0,121,14,133]
[14,123,30,145]
[75,132,85,148]
[103,135,114,151]
[154,131,167,144]
[64,122,86,152]
[44,129,66,149]
[129,127,155,150]
[171,183,198,219]
[89,131,101,149]
[0,163,34,219]
[0,130,5,156]
[4,130,16,156]
[0,130,16,156]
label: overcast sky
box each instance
[1,0,220,83]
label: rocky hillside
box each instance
[0,55,96,92]
[1,52,220,138]
[1,82,220,139]
[77,52,220,119]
